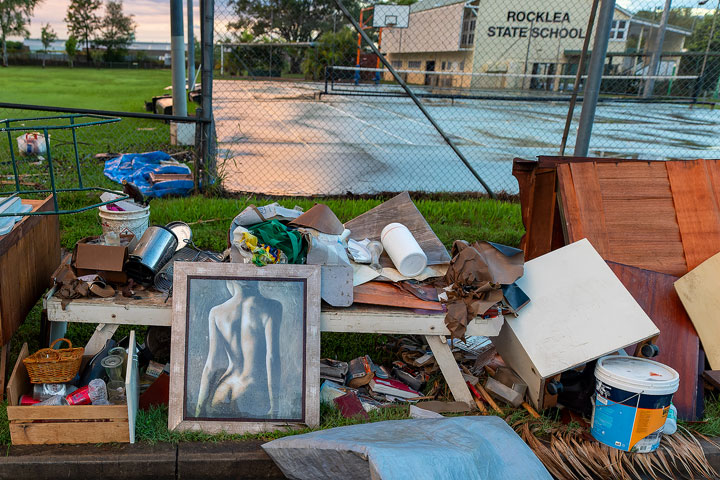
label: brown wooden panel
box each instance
[667,160,720,272]
[353,282,443,311]
[526,169,558,260]
[0,196,60,345]
[705,160,720,209]
[556,163,584,243]
[608,261,700,420]
[344,192,450,267]
[10,420,130,445]
[569,163,610,256]
[595,161,670,180]
[6,405,128,421]
[604,244,688,277]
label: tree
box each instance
[40,23,56,68]
[96,0,134,62]
[230,0,361,73]
[65,0,102,63]
[302,27,355,80]
[0,0,42,67]
[65,34,78,67]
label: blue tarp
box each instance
[103,151,193,198]
[262,416,551,480]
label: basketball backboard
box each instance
[373,4,410,28]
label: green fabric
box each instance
[248,220,306,264]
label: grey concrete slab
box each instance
[177,441,285,479]
[0,443,177,480]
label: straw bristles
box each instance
[515,422,718,480]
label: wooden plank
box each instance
[555,163,585,243]
[568,163,610,256]
[608,261,700,420]
[353,282,443,311]
[0,196,60,345]
[7,343,29,407]
[595,161,670,180]
[321,308,503,336]
[675,252,720,370]
[0,343,7,401]
[344,192,451,268]
[667,160,720,272]
[526,169,558,260]
[9,420,129,445]
[425,335,473,406]
[7,404,128,421]
[46,290,503,336]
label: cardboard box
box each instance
[6,332,139,445]
[73,235,134,284]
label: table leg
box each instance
[84,324,120,356]
[425,335,474,406]
[0,343,8,401]
[49,321,67,345]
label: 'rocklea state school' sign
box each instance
[487,11,586,39]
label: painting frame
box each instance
[168,262,321,434]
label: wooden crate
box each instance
[0,196,60,346]
[6,332,139,445]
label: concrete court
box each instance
[214,79,720,195]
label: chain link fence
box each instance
[213,0,720,195]
[0,105,196,212]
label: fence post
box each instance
[642,0,672,98]
[574,0,615,157]
[188,0,196,91]
[200,0,216,188]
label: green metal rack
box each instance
[0,114,130,216]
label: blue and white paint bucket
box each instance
[591,356,679,453]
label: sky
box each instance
[14,0,720,43]
[18,0,200,43]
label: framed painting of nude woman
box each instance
[169,262,321,433]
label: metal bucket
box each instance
[126,225,178,284]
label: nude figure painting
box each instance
[170,263,320,433]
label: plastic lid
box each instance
[595,356,679,395]
[100,355,124,369]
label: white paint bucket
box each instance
[591,356,679,453]
[99,205,151,239]
[381,222,427,277]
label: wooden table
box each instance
[0,196,60,398]
[45,289,504,406]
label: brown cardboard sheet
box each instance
[344,192,451,268]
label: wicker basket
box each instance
[23,338,84,384]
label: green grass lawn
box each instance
[0,66,177,113]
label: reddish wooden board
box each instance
[353,281,444,311]
[608,261,701,420]
[569,162,610,256]
[667,160,720,272]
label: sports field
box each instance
[215,79,720,195]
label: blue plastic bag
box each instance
[103,151,193,198]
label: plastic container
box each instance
[99,204,150,239]
[380,223,427,277]
[16,132,47,156]
[663,404,677,435]
[591,356,679,453]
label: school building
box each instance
[380,0,691,90]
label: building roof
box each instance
[408,0,464,14]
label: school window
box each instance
[460,8,477,48]
[391,60,402,68]
[408,60,421,69]
[441,61,446,70]
[459,61,465,70]
[609,20,627,40]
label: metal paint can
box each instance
[126,225,178,283]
